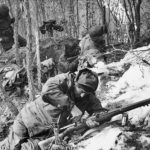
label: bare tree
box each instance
[14,0,21,66]
[68,0,73,36]
[69,0,77,37]
[134,0,142,43]
[59,0,69,35]
[34,0,42,90]
[76,0,80,37]
[40,0,46,21]
[90,1,95,27]
[24,0,35,101]
[86,0,89,31]
[96,0,106,25]
[123,0,143,47]
[96,0,108,45]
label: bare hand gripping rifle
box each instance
[38,98,150,150]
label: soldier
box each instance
[58,38,80,73]
[78,25,108,70]
[79,25,107,54]
[0,4,26,51]
[0,68,107,150]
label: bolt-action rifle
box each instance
[38,98,150,150]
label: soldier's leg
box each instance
[10,114,40,150]
[0,138,10,150]
[10,114,29,150]
[0,114,29,150]
[0,134,40,150]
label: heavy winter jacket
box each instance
[0,73,103,150]
[58,54,79,73]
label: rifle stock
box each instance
[38,98,150,150]
[38,123,87,150]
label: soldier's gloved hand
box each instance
[85,116,99,128]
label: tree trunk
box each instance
[69,0,73,37]
[70,0,77,37]
[123,0,142,48]
[76,0,79,38]
[96,0,105,25]
[37,0,47,39]
[24,0,35,101]
[102,5,106,25]
[34,0,42,90]
[86,0,89,31]
[7,0,13,18]
[0,40,4,55]
[91,1,95,27]
[39,0,46,21]
[14,0,21,66]
[59,0,68,36]
[123,0,134,47]
[135,0,142,44]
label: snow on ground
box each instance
[78,126,122,150]
[108,64,150,98]
[105,64,150,125]
[78,46,150,150]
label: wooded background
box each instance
[1,0,150,46]
[0,0,150,132]
[0,0,150,100]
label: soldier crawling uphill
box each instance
[0,4,26,51]
[58,26,107,73]
[78,25,108,70]
[0,68,107,150]
[79,25,107,55]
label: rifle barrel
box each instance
[38,98,150,150]
[60,123,76,131]
[96,98,150,123]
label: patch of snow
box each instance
[78,46,150,150]
[92,61,109,74]
[104,64,150,125]
[78,126,122,150]
[107,64,150,99]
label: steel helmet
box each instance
[0,4,9,18]
[76,68,99,92]
[0,4,12,30]
[89,25,107,39]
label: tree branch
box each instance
[123,0,131,23]
[127,0,134,22]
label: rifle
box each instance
[66,55,79,62]
[104,42,124,49]
[38,98,150,150]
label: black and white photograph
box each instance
[0,0,150,150]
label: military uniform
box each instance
[0,71,103,150]
[78,26,108,69]
[57,38,80,73]
[58,54,79,73]
[0,4,26,51]
[79,25,107,54]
